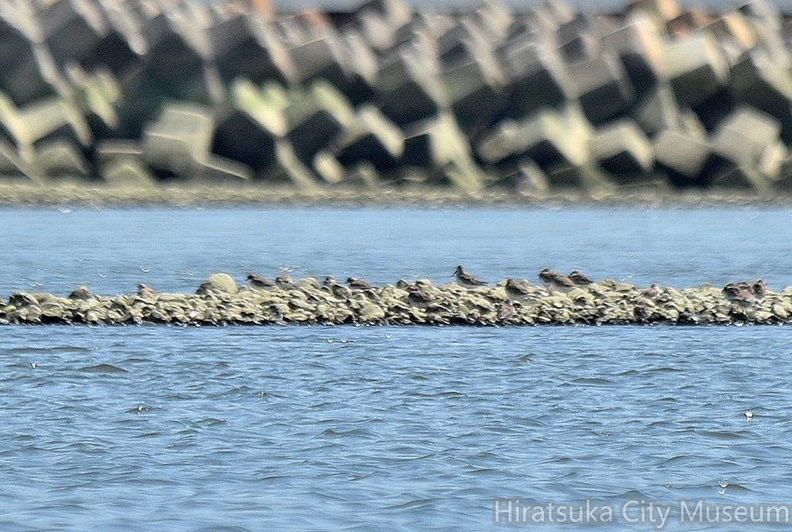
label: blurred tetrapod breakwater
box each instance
[3,0,792,196]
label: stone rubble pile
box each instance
[3,0,792,193]
[1,272,790,325]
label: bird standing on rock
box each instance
[247,273,276,289]
[275,271,294,288]
[568,270,593,286]
[723,283,757,304]
[137,282,156,298]
[539,268,574,291]
[752,279,767,297]
[453,265,487,287]
[505,278,531,299]
[641,283,661,298]
[407,286,432,308]
[347,277,374,290]
[68,286,94,300]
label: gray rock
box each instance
[210,15,292,85]
[663,34,728,107]
[284,82,354,160]
[35,139,91,179]
[730,48,792,143]
[654,129,711,186]
[440,49,508,134]
[589,119,654,178]
[333,106,403,172]
[0,140,30,179]
[600,13,665,97]
[101,158,157,187]
[266,139,319,190]
[477,109,589,168]
[142,102,214,179]
[212,108,279,173]
[376,45,447,126]
[0,19,65,106]
[627,0,681,21]
[196,273,238,296]
[403,113,472,168]
[567,52,634,126]
[500,39,571,118]
[81,0,145,78]
[195,155,253,183]
[40,0,108,64]
[290,35,348,89]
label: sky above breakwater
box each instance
[269,0,789,13]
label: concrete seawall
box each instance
[2,272,790,325]
[3,0,792,197]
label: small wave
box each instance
[383,497,442,512]
[646,366,683,374]
[6,346,91,355]
[78,363,127,373]
[659,454,692,465]
[701,430,745,440]
[570,377,613,386]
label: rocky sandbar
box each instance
[1,273,788,326]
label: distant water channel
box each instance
[3,206,792,530]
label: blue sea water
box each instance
[2,206,792,531]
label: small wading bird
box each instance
[642,283,661,298]
[407,286,432,307]
[275,271,294,288]
[347,277,374,290]
[137,282,156,298]
[453,265,486,287]
[247,273,276,289]
[68,286,94,300]
[723,282,757,305]
[505,278,531,299]
[568,270,593,286]
[752,279,767,297]
[539,268,574,291]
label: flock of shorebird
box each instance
[236,265,770,306]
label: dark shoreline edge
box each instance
[2,182,792,207]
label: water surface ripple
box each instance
[3,206,792,530]
[1,326,791,530]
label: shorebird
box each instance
[247,273,276,289]
[723,283,757,305]
[323,276,337,287]
[505,278,530,299]
[137,282,156,298]
[68,286,94,300]
[275,271,294,288]
[327,281,350,299]
[539,268,574,291]
[347,277,374,290]
[407,286,432,308]
[745,410,754,420]
[568,270,594,286]
[752,279,767,297]
[453,265,486,287]
[641,283,661,298]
